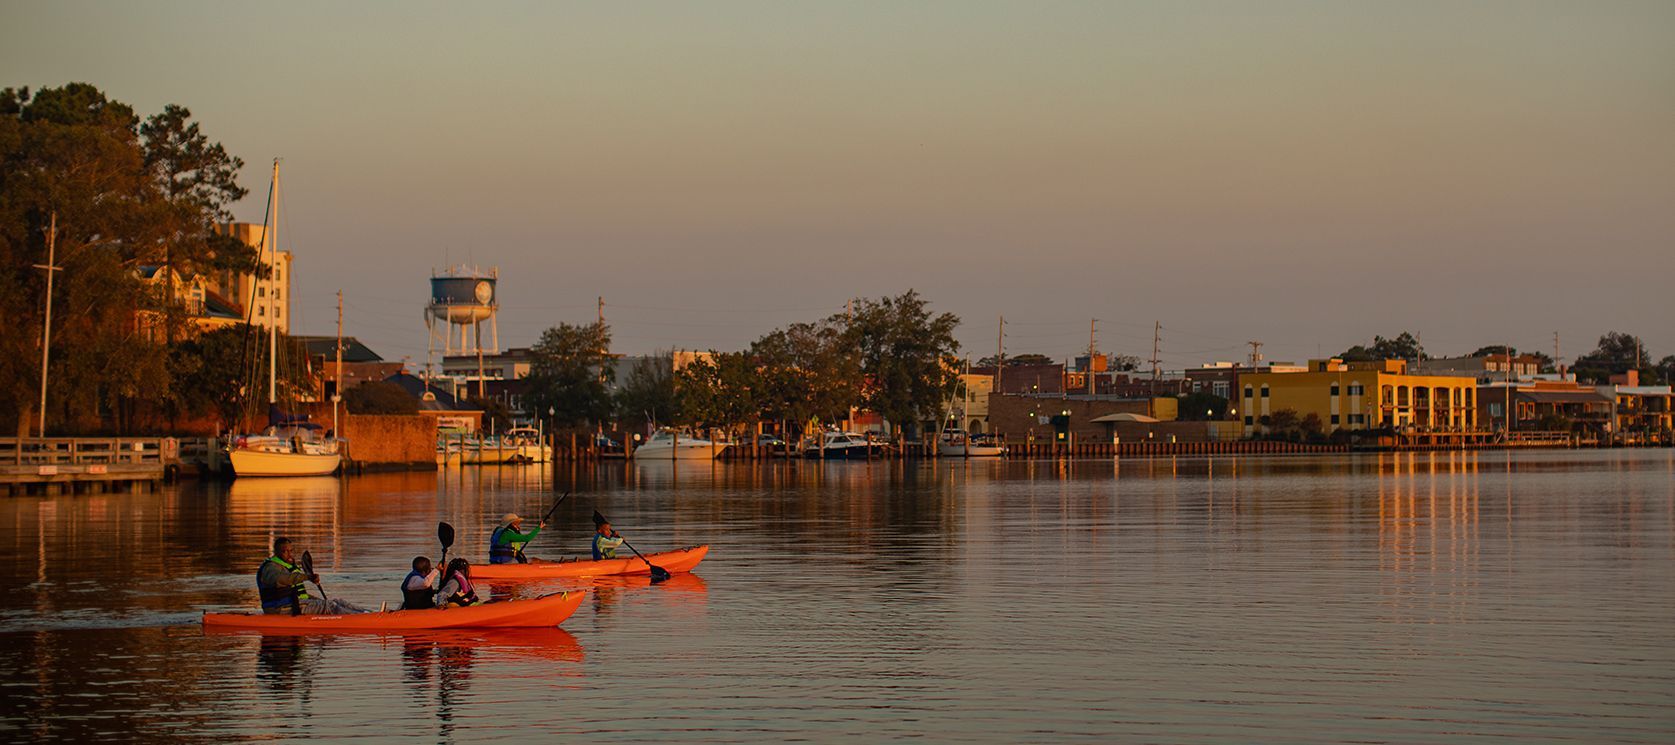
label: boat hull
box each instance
[632,444,727,460]
[937,444,1007,457]
[472,545,709,580]
[201,590,586,631]
[230,449,342,477]
[460,446,521,464]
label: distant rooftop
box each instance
[295,336,383,363]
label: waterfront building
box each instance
[1239,359,1479,436]
[211,222,292,333]
[1415,353,1543,382]
[1596,371,1674,444]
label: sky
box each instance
[5,1,1673,371]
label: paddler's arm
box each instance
[504,524,545,542]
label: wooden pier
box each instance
[0,438,176,495]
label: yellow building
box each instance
[1239,359,1478,435]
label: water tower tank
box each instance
[428,275,496,324]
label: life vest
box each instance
[488,526,527,564]
[592,533,620,561]
[401,569,435,610]
[258,556,309,613]
[441,569,480,606]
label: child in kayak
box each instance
[401,556,439,610]
[436,558,484,607]
[592,521,624,560]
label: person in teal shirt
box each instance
[489,513,544,564]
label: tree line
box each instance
[1339,331,1673,384]
[522,290,962,440]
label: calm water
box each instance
[1,450,1671,743]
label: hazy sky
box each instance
[5,1,1673,369]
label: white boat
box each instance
[802,431,882,460]
[229,161,342,478]
[936,430,1007,458]
[458,437,523,464]
[504,427,551,463]
[633,429,728,460]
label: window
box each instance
[1243,415,1253,425]
[1330,414,1340,425]
[1260,386,1270,398]
[257,307,265,317]
[1330,383,1340,396]
[1244,386,1253,399]
[257,287,266,297]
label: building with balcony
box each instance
[1239,359,1479,436]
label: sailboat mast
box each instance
[267,160,280,404]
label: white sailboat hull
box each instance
[936,444,1007,457]
[231,449,342,477]
[460,446,521,464]
[633,441,727,460]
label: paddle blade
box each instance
[438,521,455,550]
[649,566,672,583]
[300,550,315,575]
[592,510,606,526]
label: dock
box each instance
[0,438,177,495]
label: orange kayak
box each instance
[201,590,586,631]
[472,545,709,581]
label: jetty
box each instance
[0,438,178,495]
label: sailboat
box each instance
[937,358,1007,458]
[228,160,343,477]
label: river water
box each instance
[1,450,1671,743]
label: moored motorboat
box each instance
[201,590,586,631]
[802,431,882,459]
[472,545,709,580]
[632,430,727,460]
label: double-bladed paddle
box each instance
[592,510,671,583]
[300,550,327,603]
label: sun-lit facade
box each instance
[1240,359,1479,435]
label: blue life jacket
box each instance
[592,533,620,561]
[401,569,435,610]
[489,525,522,564]
[258,556,309,613]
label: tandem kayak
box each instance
[201,590,586,632]
[472,545,709,581]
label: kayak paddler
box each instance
[489,513,545,564]
[257,537,369,615]
[591,520,624,561]
[436,558,483,607]
[401,556,439,610]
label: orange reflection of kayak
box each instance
[201,590,586,632]
[472,545,709,581]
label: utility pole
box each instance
[1505,340,1514,436]
[1087,318,1098,394]
[34,212,61,437]
[995,315,1005,394]
[334,289,343,434]
[1247,341,1264,368]
[1553,331,1561,377]
[1149,321,1162,412]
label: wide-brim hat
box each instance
[501,513,522,526]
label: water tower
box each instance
[426,265,499,378]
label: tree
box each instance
[975,352,1055,367]
[1176,392,1229,421]
[752,321,859,436]
[839,290,960,439]
[468,396,514,433]
[0,83,254,433]
[524,322,613,428]
[1341,332,1422,362]
[1265,408,1300,438]
[677,351,758,435]
[615,352,682,428]
[345,381,419,415]
[1108,354,1141,372]
[1573,332,1653,383]
[1656,356,1675,386]
[1299,412,1325,441]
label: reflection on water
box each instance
[1,450,1672,742]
